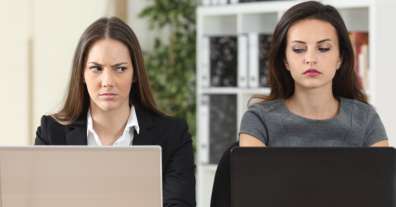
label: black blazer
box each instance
[35,104,196,207]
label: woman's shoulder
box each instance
[35,115,75,145]
[147,113,192,148]
[247,99,285,114]
[39,115,64,128]
[40,115,82,127]
[152,113,188,131]
[341,97,376,114]
[340,97,381,126]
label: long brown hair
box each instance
[54,17,162,123]
[254,1,367,103]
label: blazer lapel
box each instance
[65,118,87,145]
[62,104,156,145]
[132,103,157,145]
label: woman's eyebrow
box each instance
[291,40,306,44]
[317,38,331,43]
[87,62,102,66]
[291,39,332,44]
[87,62,128,67]
[111,62,128,67]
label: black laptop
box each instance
[230,147,395,207]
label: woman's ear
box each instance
[336,58,342,70]
[284,59,290,71]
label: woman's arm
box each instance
[239,133,266,147]
[35,116,50,145]
[370,140,389,147]
[163,120,195,207]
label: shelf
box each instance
[200,87,271,95]
[195,1,396,206]
[198,1,292,16]
[197,0,370,16]
[320,0,370,9]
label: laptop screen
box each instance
[230,147,395,207]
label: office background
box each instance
[2,0,396,207]
[0,0,192,145]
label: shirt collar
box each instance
[126,106,140,134]
[87,106,140,137]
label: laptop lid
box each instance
[0,146,162,207]
[230,147,395,207]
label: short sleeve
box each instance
[239,106,268,145]
[364,107,387,146]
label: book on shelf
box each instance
[248,33,272,88]
[209,35,238,87]
[209,94,237,164]
[198,96,210,163]
[248,33,259,88]
[201,37,210,87]
[349,32,369,91]
[258,34,272,87]
[238,34,249,88]
[198,94,238,164]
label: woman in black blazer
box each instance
[35,17,195,207]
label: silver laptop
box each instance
[0,146,162,207]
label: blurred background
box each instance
[2,0,396,206]
[0,0,196,145]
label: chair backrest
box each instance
[210,142,239,207]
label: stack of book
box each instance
[199,33,273,164]
[349,32,369,91]
[207,35,238,87]
[199,94,237,164]
[248,33,272,88]
[201,33,272,89]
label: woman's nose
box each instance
[101,69,114,88]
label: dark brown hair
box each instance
[255,1,367,103]
[54,17,162,123]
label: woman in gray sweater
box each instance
[239,1,388,147]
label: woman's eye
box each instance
[115,66,127,72]
[292,48,306,53]
[89,66,102,72]
[318,47,331,53]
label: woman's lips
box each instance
[303,69,321,77]
[99,93,117,100]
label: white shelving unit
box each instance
[196,1,396,207]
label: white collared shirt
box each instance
[87,106,140,146]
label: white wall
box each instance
[372,0,396,145]
[128,0,156,52]
[0,0,30,145]
[32,0,109,142]
[0,0,119,145]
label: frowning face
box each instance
[84,38,133,113]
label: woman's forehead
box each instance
[86,38,131,64]
[287,19,338,44]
